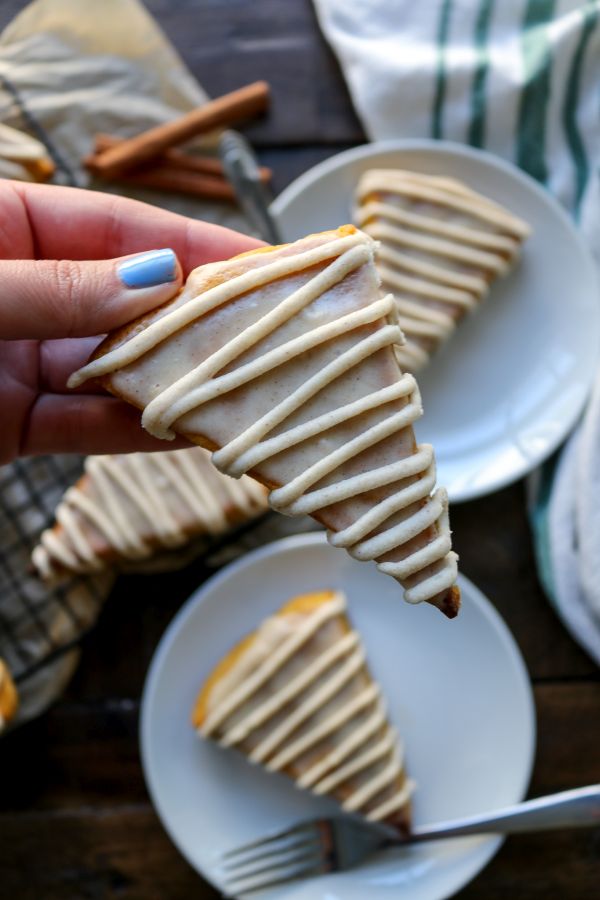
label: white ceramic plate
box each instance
[141,533,535,900]
[271,141,600,502]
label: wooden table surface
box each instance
[0,1,599,897]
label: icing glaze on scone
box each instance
[355,170,530,370]
[32,447,267,581]
[193,590,414,829]
[69,227,459,615]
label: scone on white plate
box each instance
[193,589,414,833]
[355,169,530,371]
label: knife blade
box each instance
[218,129,281,244]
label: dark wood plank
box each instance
[0,702,145,812]
[1,802,598,900]
[530,683,600,795]
[459,829,600,899]
[0,806,216,900]
[461,682,600,895]
[0,0,27,30]
[452,484,597,680]
[260,144,357,196]
[144,0,363,144]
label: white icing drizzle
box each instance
[343,749,402,812]
[358,199,520,253]
[68,229,457,608]
[220,631,360,747]
[355,170,530,371]
[356,170,530,237]
[200,593,413,822]
[370,220,509,276]
[297,700,388,789]
[201,595,348,736]
[313,728,396,795]
[367,780,417,822]
[67,235,371,392]
[264,681,379,771]
[31,447,267,580]
[378,240,489,295]
[254,651,370,765]
[379,266,477,310]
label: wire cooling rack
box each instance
[0,455,109,685]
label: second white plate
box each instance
[141,533,535,900]
[271,141,600,501]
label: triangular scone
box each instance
[32,447,268,583]
[69,226,460,617]
[193,590,414,832]
[0,659,18,731]
[355,170,531,371]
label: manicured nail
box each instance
[118,248,177,289]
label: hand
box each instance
[0,181,261,465]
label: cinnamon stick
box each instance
[109,164,237,201]
[88,81,270,180]
[90,133,272,183]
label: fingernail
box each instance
[118,248,177,289]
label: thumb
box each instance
[0,248,182,339]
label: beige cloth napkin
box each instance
[0,0,250,230]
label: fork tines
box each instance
[219,821,329,896]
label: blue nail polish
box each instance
[118,248,177,289]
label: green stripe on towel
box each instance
[516,0,556,183]
[468,0,495,147]
[563,0,599,215]
[431,0,453,139]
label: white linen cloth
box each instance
[313,0,600,662]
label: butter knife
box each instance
[218,129,281,244]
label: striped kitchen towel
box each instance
[313,0,600,230]
[313,0,600,662]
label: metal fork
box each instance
[218,784,600,896]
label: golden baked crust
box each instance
[0,659,18,728]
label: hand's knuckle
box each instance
[47,259,84,334]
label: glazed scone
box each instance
[355,170,530,371]
[69,226,460,617]
[0,659,18,731]
[193,590,414,832]
[32,447,268,583]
